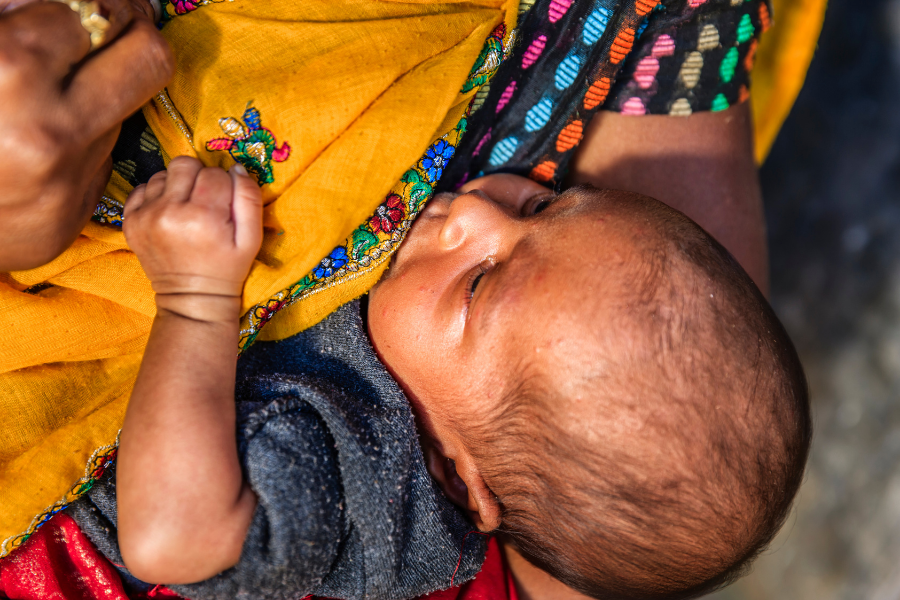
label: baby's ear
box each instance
[423,442,501,532]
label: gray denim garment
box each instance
[67,299,487,600]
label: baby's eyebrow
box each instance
[554,184,598,205]
[473,236,541,336]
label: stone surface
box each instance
[708,0,900,598]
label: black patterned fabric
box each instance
[439,0,771,191]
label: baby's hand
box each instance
[123,156,262,322]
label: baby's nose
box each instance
[437,189,509,251]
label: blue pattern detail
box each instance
[554,53,583,90]
[524,97,554,132]
[313,246,349,279]
[422,139,456,183]
[636,17,650,39]
[489,137,519,166]
[583,7,611,45]
[243,105,261,130]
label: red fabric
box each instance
[0,514,512,600]
[0,513,184,600]
[418,538,516,600]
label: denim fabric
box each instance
[68,300,486,600]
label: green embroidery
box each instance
[206,103,291,186]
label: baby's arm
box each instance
[117,157,262,584]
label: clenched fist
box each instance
[123,157,263,323]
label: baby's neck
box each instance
[503,543,593,600]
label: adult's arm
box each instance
[0,0,173,271]
[568,102,768,295]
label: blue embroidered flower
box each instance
[313,246,349,279]
[421,140,455,183]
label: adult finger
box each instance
[1,4,94,75]
[66,18,173,139]
[230,166,262,251]
[162,156,203,202]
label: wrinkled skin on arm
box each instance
[0,0,172,271]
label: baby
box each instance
[113,156,810,600]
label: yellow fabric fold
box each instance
[751,0,828,163]
[1,0,516,554]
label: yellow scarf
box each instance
[1,0,518,555]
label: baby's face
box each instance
[367,175,648,436]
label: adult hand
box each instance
[0,0,173,272]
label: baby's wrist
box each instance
[154,293,242,324]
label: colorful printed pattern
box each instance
[0,444,118,558]
[206,104,291,186]
[440,0,770,190]
[236,22,516,352]
[608,0,770,115]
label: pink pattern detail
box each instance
[473,129,493,157]
[206,138,234,151]
[522,35,547,69]
[548,0,572,22]
[272,143,291,162]
[621,97,647,115]
[634,56,660,89]
[651,34,676,57]
[496,81,517,113]
[688,0,708,7]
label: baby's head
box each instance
[367,174,810,599]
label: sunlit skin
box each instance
[367,174,664,529]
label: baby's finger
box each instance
[123,184,146,217]
[142,169,168,203]
[230,165,262,252]
[190,167,232,211]
[162,156,203,202]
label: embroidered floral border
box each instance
[0,442,118,558]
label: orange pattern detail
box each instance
[610,28,636,64]
[739,85,750,103]
[583,76,612,110]
[636,0,658,16]
[745,39,759,72]
[759,2,772,32]
[556,120,584,152]
[530,160,557,182]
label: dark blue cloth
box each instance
[68,300,486,600]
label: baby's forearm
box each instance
[118,294,256,584]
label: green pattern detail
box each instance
[736,13,755,44]
[712,93,730,112]
[719,47,739,83]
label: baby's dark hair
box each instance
[458,192,811,600]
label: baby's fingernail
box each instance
[231,164,248,176]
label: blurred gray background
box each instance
[709,0,900,597]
